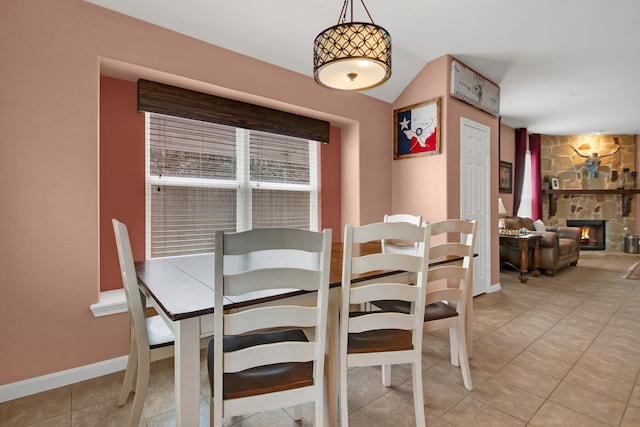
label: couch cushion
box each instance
[503,216,538,232]
[520,217,535,231]
[503,217,521,230]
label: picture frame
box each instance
[450,59,500,117]
[551,177,560,190]
[499,161,512,193]
[393,97,441,159]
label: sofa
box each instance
[500,216,581,276]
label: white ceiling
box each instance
[88,0,640,135]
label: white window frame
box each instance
[144,113,320,259]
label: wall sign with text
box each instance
[450,59,500,117]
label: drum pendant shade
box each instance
[313,1,391,91]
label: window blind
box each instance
[146,113,319,258]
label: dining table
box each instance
[135,241,473,426]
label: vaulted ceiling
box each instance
[87,0,640,135]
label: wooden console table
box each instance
[543,189,640,219]
[499,233,541,283]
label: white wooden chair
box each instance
[112,219,174,427]
[382,213,423,254]
[374,219,477,390]
[340,221,431,427]
[208,227,332,427]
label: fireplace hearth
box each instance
[566,220,606,250]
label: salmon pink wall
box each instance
[392,56,450,222]
[1,0,389,385]
[499,124,516,217]
[100,77,145,291]
[321,126,343,239]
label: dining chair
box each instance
[382,213,423,254]
[112,219,174,427]
[208,227,332,427]
[374,219,478,390]
[340,221,431,427]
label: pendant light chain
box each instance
[338,0,376,25]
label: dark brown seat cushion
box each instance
[207,329,313,400]
[369,301,459,322]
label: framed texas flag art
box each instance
[393,97,441,159]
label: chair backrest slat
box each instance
[223,268,321,294]
[223,341,316,373]
[349,282,420,305]
[348,311,418,333]
[382,214,423,253]
[352,252,423,274]
[224,306,317,335]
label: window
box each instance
[517,149,533,218]
[146,113,320,258]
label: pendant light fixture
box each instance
[313,0,391,91]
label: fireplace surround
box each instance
[540,134,637,253]
[566,220,606,250]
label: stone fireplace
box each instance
[541,135,637,252]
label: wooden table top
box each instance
[136,241,466,321]
[499,232,542,241]
[135,242,379,320]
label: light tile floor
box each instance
[2,252,640,426]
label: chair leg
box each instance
[314,401,324,427]
[456,325,473,391]
[381,364,392,387]
[293,404,302,421]
[411,358,426,427]
[127,352,150,427]
[118,329,138,406]
[210,396,214,427]
[339,356,349,427]
[449,327,459,367]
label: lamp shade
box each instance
[313,22,391,91]
[498,198,508,216]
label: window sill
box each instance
[90,289,128,317]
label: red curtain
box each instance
[529,134,542,220]
[513,128,528,215]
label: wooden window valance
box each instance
[137,79,330,143]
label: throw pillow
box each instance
[533,219,546,232]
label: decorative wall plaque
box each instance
[393,98,441,159]
[450,59,500,117]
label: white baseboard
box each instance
[488,282,502,293]
[0,356,128,403]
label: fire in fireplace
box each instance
[566,220,606,250]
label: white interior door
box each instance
[460,117,490,296]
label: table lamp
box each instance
[498,197,508,230]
